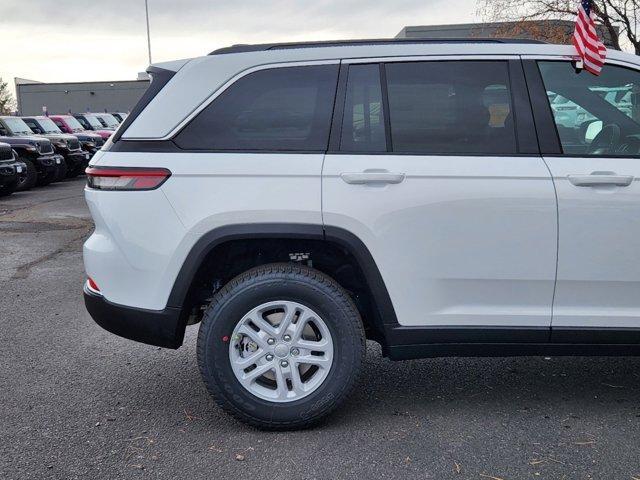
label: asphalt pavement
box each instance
[2,178,640,480]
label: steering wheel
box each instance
[588,123,621,155]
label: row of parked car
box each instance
[0,112,128,197]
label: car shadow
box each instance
[118,337,640,433]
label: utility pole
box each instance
[145,0,152,65]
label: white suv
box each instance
[84,39,640,429]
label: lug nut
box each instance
[267,338,276,345]
[283,334,291,342]
[265,354,274,361]
[291,348,300,356]
[280,360,289,368]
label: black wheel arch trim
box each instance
[166,223,401,343]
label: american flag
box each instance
[573,0,607,75]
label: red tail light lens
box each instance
[86,277,101,293]
[86,166,171,191]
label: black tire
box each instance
[67,166,80,178]
[0,181,18,197]
[16,159,38,191]
[197,263,365,430]
[53,160,68,182]
[36,166,55,186]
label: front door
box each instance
[533,59,640,341]
[322,58,558,337]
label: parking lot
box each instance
[1,178,640,479]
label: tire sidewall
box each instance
[16,158,37,191]
[199,268,364,425]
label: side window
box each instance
[76,117,90,129]
[175,65,339,151]
[384,61,517,154]
[24,120,38,131]
[538,61,640,156]
[340,64,386,152]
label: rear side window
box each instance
[175,64,339,151]
[341,64,387,152]
[385,61,517,154]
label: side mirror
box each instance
[32,127,43,134]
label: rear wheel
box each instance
[16,159,37,191]
[54,160,68,182]
[197,263,365,430]
[36,165,55,186]
[0,181,18,197]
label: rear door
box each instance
[322,57,558,339]
[525,58,640,342]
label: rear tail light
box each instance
[86,277,101,294]
[86,166,171,191]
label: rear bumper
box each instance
[83,284,184,349]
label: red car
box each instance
[50,114,113,141]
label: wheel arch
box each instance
[169,223,399,349]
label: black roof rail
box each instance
[209,37,547,55]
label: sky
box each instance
[1,0,478,95]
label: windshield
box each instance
[62,116,85,132]
[36,117,62,134]
[3,117,34,135]
[83,115,105,129]
[96,114,119,128]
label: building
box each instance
[396,20,618,48]
[15,74,150,116]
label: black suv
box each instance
[22,116,89,177]
[49,115,104,159]
[0,117,60,189]
[0,142,27,196]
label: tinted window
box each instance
[539,61,640,156]
[175,65,339,151]
[385,61,517,154]
[341,64,386,152]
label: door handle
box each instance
[340,170,405,185]
[568,173,634,187]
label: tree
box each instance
[0,78,16,115]
[477,0,640,54]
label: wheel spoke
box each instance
[288,311,314,343]
[249,314,278,337]
[277,303,297,335]
[295,338,330,352]
[233,349,265,369]
[274,365,289,400]
[240,362,273,383]
[296,354,331,368]
[236,325,267,349]
[288,364,306,395]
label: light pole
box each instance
[145,0,152,65]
